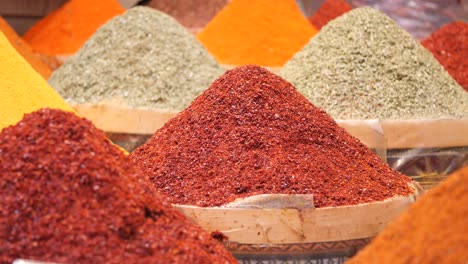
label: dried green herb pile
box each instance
[281,7,468,120]
[49,6,224,111]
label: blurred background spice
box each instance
[197,0,318,67]
[49,7,223,111]
[422,21,468,92]
[0,108,236,264]
[0,31,72,130]
[348,166,468,263]
[22,0,125,55]
[131,66,413,208]
[308,0,352,29]
[281,7,468,120]
[137,0,229,32]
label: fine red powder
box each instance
[309,0,353,30]
[0,109,235,264]
[422,21,468,92]
[130,66,412,208]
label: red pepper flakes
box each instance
[422,21,468,92]
[130,65,413,208]
[309,0,353,30]
[0,109,235,264]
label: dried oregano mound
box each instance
[281,7,468,120]
[49,6,224,111]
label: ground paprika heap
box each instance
[348,166,468,263]
[130,65,413,208]
[23,0,125,55]
[422,21,468,92]
[197,0,318,67]
[0,108,236,264]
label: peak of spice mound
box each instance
[197,0,318,67]
[422,21,468,92]
[141,0,229,29]
[0,32,73,130]
[309,0,353,30]
[281,7,468,120]
[0,109,235,264]
[23,0,124,56]
[130,66,413,208]
[49,6,224,111]
[0,17,51,78]
[348,167,468,263]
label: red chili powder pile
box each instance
[348,166,468,263]
[0,109,235,263]
[130,66,412,208]
[422,21,468,92]
[23,0,125,56]
[309,0,353,30]
[141,0,230,30]
[0,17,51,78]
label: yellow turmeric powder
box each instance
[0,31,74,130]
[23,0,125,56]
[0,17,52,78]
[197,0,318,67]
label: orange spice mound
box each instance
[0,17,51,78]
[348,167,468,264]
[309,0,353,30]
[197,0,318,67]
[23,0,125,56]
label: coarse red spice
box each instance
[130,65,413,208]
[348,166,468,263]
[422,21,468,91]
[309,0,353,29]
[0,109,235,264]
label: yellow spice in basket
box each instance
[0,31,73,130]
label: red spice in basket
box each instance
[422,21,468,91]
[0,109,235,264]
[130,65,412,208]
[348,167,468,263]
[309,0,353,29]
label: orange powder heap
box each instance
[0,17,51,78]
[23,0,125,56]
[309,0,353,30]
[197,0,318,67]
[348,167,468,263]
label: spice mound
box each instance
[197,0,318,67]
[0,109,236,264]
[309,0,353,30]
[0,17,51,78]
[141,0,229,29]
[348,166,468,263]
[23,0,124,56]
[49,6,224,111]
[0,32,73,130]
[422,21,468,92]
[281,7,468,119]
[130,65,413,208]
